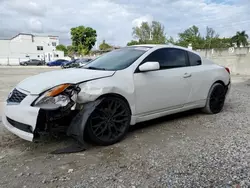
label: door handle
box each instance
[183,73,192,78]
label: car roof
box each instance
[56,59,67,61]
[130,44,200,56]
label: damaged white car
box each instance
[2,45,231,146]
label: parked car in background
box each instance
[20,59,45,66]
[2,45,231,146]
[46,59,69,66]
[61,58,92,69]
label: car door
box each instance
[34,60,40,65]
[133,48,192,115]
[28,59,33,65]
[30,59,36,65]
[57,60,63,66]
[184,51,211,103]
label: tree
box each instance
[70,26,97,55]
[203,27,220,49]
[176,26,232,49]
[176,25,204,50]
[151,21,166,44]
[66,45,75,57]
[56,44,68,56]
[166,36,176,45]
[131,21,166,44]
[232,31,249,47]
[99,40,112,50]
[127,40,140,46]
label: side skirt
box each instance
[130,100,206,125]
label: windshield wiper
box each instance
[86,66,107,70]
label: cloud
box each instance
[5,0,47,17]
[0,0,249,46]
[132,15,154,27]
[28,18,43,33]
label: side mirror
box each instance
[139,61,160,72]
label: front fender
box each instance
[77,77,136,115]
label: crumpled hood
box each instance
[17,68,115,94]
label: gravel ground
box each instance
[1,68,250,188]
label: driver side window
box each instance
[143,48,188,69]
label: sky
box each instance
[0,0,249,48]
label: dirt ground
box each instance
[1,67,250,188]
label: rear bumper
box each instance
[225,80,231,97]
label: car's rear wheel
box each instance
[202,83,226,114]
[85,97,131,146]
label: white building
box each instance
[0,33,65,65]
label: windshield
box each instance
[84,47,150,71]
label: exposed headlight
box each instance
[34,84,78,109]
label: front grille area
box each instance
[7,88,27,103]
[6,117,33,133]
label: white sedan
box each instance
[2,45,231,146]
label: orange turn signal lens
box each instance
[46,84,70,97]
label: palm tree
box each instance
[232,31,249,47]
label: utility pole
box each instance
[149,31,152,40]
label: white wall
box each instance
[0,40,10,56]
[196,47,250,75]
[0,34,63,63]
[0,58,29,66]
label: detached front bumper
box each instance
[2,94,40,142]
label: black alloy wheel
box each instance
[209,84,226,114]
[86,97,131,146]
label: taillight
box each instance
[225,67,230,74]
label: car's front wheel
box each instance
[85,96,131,146]
[202,83,226,114]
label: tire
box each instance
[202,83,226,114]
[24,63,28,66]
[85,96,131,146]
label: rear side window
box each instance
[188,52,201,66]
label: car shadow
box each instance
[14,109,201,154]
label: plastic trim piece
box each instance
[66,98,103,144]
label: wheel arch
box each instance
[213,80,226,87]
[96,93,132,115]
[204,79,227,103]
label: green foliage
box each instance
[127,40,140,46]
[56,44,68,56]
[232,31,249,47]
[70,26,97,55]
[66,45,75,57]
[128,21,166,45]
[99,40,112,50]
[202,27,232,49]
[176,25,204,50]
[175,25,234,50]
[127,22,242,49]
[166,36,177,45]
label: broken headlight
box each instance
[33,84,79,110]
